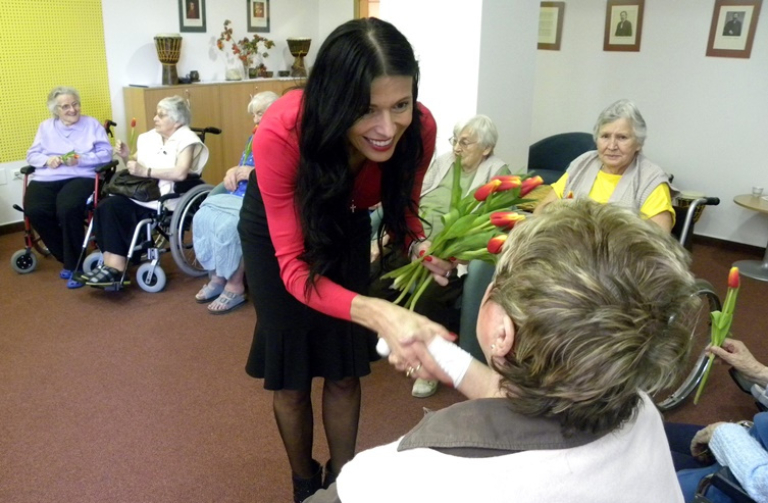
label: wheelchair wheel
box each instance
[169,183,212,277]
[83,251,103,274]
[136,262,167,293]
[655,278,722,412]
[11,249,37,274]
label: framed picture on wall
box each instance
[248,0,270,33]
[603,0,644,52]
[179,0,206,33]
[538,2,565,51]
[706,0,763,58]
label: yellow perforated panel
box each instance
[0,0,112,162]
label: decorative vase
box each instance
[248,67,258,79]
[225,60,244,81]
[154,34,182,85]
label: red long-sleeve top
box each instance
[252,90,436,321]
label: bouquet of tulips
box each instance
[693,267,740,404]
[381,157,543,310]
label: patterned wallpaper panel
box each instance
[0,0,112,162]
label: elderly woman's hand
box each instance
[126,160,148,177]
[690,421,727,463]
[413,240,456,287]
[62,155,79,167]
[351,296,454,383]
[708,338,768,387]
[223,165,253,192]
[115,139,130,161]
[46,156,63,169]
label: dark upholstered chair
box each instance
[527,132,596,185]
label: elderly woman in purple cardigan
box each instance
[25,86,112,288]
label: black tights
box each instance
[273,377,361,478]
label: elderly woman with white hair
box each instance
[370,114,509,398]
[535,99,674,232]
[25,86,113,288]
[80,95,209,286]
[192,91,279,314]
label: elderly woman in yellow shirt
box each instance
[535,99,674,232]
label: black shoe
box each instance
[323,460,338,490]
[292,459,322,503]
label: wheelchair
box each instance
[79,126,220,292]
[10,120,118,274]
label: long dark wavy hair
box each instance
[296,18,424,294]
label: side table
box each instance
[733,194,768,281]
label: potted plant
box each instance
[217,20,275,80]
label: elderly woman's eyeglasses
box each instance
[449,137,477,149]
[57,102,81,112]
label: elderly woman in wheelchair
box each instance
[370,114,510,398]
[312,200,697,502]
[535,98,675,232]
[78,96,208,287]
[25,86,113,288]
[191,91,278,314]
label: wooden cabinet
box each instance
[124,79,301,184]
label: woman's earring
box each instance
[490,344,496,352]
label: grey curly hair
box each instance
[489,199,698,436]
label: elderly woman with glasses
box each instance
[25,86,113,288]
[535,99,675,233]
[370,114,509,398]
[79,95,208,287]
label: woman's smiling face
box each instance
[55,94,81,126]
[347,75,413,165]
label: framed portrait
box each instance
[248,0,270,33]
[538,2,565,51]
[178,0,206,33]
[706,0,763,58]
[603,0,644,52]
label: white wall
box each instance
[100,0,326,139]
[380,0,484,157]
[531,0,768,246]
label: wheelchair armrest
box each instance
[96,160,119,174]
[708,467,756,503]
[20,165,35,175]
[158,193,181,204]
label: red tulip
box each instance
[130,118,137,128]
[487,234,508,254]
[474,179,502,202]
[491,175,522,191]
[728,267,740,289]
[520,176,544,196]
[490,211,525,230]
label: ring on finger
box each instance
[406,366,415,378]
[445,270,451,278]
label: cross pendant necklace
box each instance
[349,200,357,212]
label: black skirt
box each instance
[238,171,379,391]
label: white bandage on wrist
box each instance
[428,336,472,388]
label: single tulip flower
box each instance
[491,175,522,191]
[727,267,740,289]
[520,175,544,196]
[474,179,502,202]
[694,267,740,404]
[490,211,525,230]
[487,234,508,254]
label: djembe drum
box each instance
[155,34,183,85]
[287,38,311,78]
